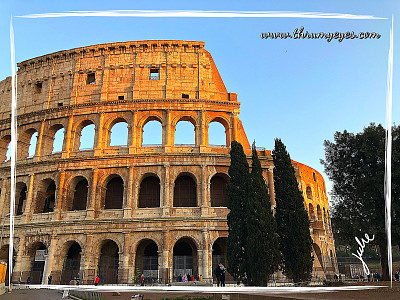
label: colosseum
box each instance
[0,40,337,285]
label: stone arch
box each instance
[48,124,65,154]
[15,182,28,216]
[212,237,229,280]
[172,236,199,279]
[134,239,159,279]
[106,117,129,147]
[308,203,315,221]
[27,241,47,284]
[0,135,11,162]
[58,241,83,284]
[18,128,39,159]
[172,115,197,146]
[64,175,89,211]
[173,172,197,207]
[210,173,229,207]
[0,244,16,286]
[313,243,323,270]
[103,174,124,209]
[306,186,312,200]
[72,118,96,151]
[207,116,230,147]
[138,173,160,208]
[316,204,322,221]
[34,178,56,213]
[141,116,163,146]
[97,239,120,284]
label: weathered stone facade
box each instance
[0,40,337,285]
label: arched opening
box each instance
[98,240,119,284]
[71,179,88,211]
[316,204,322,221]
[0,135,11,162]
[16,182,27,216]
[60,242,82,284]
[110,121,128,147]
[210,174,229,207]
[35,180,56,214]
[138,175,160,208]
[308,203,315,221]
[173,174,196,207]
[313,243,323,270]
[142,119,162,146]
[135,240,159,280]
[0,245,16,286]
[52,127,65,153]
[18,129,38,159]
[173,238,198,280]
[28,132,38,158]
[79,123,95,150]
[212,238,227,272]
[306,186,312,200]
[174,120,195,145]
[208,121,227,147]
[104,176,124,209]
[29,242,47,284]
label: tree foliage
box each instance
[246,142,280,286]
[226,141,250,283]
[272,138,313,283]
[321,123,400,280]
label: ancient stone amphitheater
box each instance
[0,40,337,285]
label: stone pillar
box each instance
[0,179,9,219]
[83,234,95,284]
[12,236,25,283]
[129,110,137,154]
[199,110,207,152]
[160,230,170,283]
[35,119,47,160]
[231,112,239,142]
[200,230,210,280]
[124,167,134,218]
[53,170,66,221]
[267,167,275,207]
[43,235,58,284]
[162,164,171,216]
[62,116,74,158]
[201,165,209,216]
[94,112,105,156]
[164,110,173,152]
[119,234,131,284]
[86,169,98,219]
[24,174,35,223]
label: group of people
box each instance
[214,263,226,287]
[177,273,202,282]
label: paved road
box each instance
[0,289,64,299]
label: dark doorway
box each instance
[72,179,88,210]
[138,176,160,208]
[98,240,119,284]
[173,175,196,207]
[104,177,124,209]
[60,242,82,284]
[30,243,47,284]
[43,182,56,213]
[16,185,27,215]
[135,240,159,280]
[210,175,228,207]
[173,238,197,280]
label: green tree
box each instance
[321,123,400,281]
[226,141,250,283]
[246,142,280,286]
[272,138,313,283]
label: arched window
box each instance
[16,184,27,216]
[173,175,196,207]
[316,204,322,220]
[52,128,65,153]
[138,176,160,208]
[43,182,56,213]
[110,121,128,146]
[28,132,38,157]
[210,174,229,207]
[208,121,226,147]
[79,124,95,150]
[104,177,124,209]
[175,120,195,145]
[306,186,312,200]
[72,179,88,210]
[142,120,162,146]
[0,135,11,162]
[308,203,315,221]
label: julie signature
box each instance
[352,233,375,276]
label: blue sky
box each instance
[1,1,399,201]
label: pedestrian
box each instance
[48,274,52,285]
[395,271,399,281]
[76,274,80,286]
[178,274,182,282]
[95,275,100,286]
[26,276,31,287]
[190,275,194,281]
[214,264,222,286]
[219,264,226,287]
[199,274,202,281]
[141,274,145,286]
[182,273,187,282]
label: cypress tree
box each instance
[226,141,250,284]
[272,138,313,283]
[246,142,281,286]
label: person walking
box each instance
[182,273,187,282]
[141,274,145,286]
[47,275,52,285]
[219,264,226,287]
[95,275,100,286]
[214,264,222,286]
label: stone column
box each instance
[24,175,35,223]
[200,230,209,280]
[62,116,74,159]
[119,234,131,284]
[0,179,8,219]
[94,112,105,156]
[35,119,47,160]
[129,110,137,154]
[43,235,58,284]
[199,110,207,152]
[231,112,239,142]
[160,230,170,283]
[86,169,98,219]
[164,110,173,152]
[12,236,25,283]
[53,170,66,221]
[124,167,134,218]
[201,165,209,216]
[267,167,275,207]
[162,164,171,217]
[83,234,95,284]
